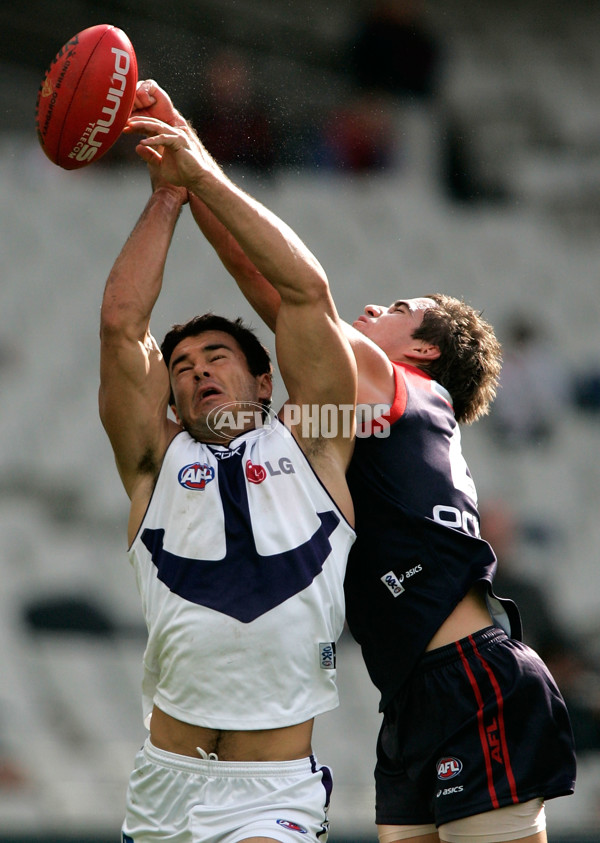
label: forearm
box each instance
[128,114,327,306]
[101,187,184,338]
[187,165,327,306]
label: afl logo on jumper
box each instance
[178,462,215,490]
[437,757,463,780]
[143,442,341,623]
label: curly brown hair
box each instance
[411,293,502,424]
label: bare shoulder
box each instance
[343,323,395,406]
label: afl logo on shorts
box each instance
[276,819,308,834]
[178,462,215,490]
[436,756,463,780]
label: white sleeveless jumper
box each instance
[128,419,355,731]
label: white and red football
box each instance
[36,24,138,170]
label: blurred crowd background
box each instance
[2,1,600,841]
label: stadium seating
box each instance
[1,1,600,839]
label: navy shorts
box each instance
[375,627,576,827]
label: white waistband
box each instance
[144,738,318,778]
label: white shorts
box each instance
[122,739,333,843]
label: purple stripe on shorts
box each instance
[310,755,333,808]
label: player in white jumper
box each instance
[99,82,356,843]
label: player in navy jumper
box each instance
[344,298,575,843]
[187,197,577,839]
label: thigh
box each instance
[378,823,438,842]
[438,798,546,843]
[240,839,305,843]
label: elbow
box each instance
[303,269,332,309]
[99,300,144,348]
[288,261,331,307]
[99,302,125,341]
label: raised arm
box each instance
[130,82,390,413]
[132,80,281,332]
[125,113,357,478]
[99,181,185,504]
[189,194,394,406]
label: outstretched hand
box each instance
[128,81,194,201]
[124,116,220,193]
[131,79,187,128]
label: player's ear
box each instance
[256,372,273,402]
[406,340,441,362]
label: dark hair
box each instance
[412,293,502,424]
[160,313,273,406]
